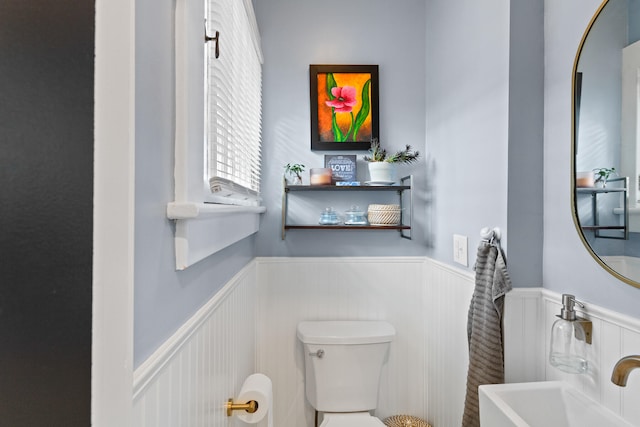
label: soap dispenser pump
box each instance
[549,294,592,374]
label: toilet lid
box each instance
[320,413,386,427]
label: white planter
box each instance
[367,162,396,183]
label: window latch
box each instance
[205,29,220,59]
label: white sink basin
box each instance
[479,381,635,427]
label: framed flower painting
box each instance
[310,64,379,151]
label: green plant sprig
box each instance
[363,138,387,162]
[385,145,420,164]
[284,163,305,179]
[363,139,420,164]
[593,167,616,182]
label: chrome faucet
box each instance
[611,355,640,386]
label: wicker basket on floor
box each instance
[367,204,401,225]
[383,414,431,427]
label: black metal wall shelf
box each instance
[281,175,413,239]
[576,176,629,239]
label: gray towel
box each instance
[461,241,512,427]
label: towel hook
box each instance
[480,226,501,244]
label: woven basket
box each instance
[383,415,431,427]
[367,204,401,225]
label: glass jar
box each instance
[344,205,368,225]
[318,207,340,225]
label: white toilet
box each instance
[297,320,396,427]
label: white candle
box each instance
[576,171,594,188]
[310,168,332,185]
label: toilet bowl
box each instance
[297,320,395,426]
[320,412,387,427]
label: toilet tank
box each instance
[297,320,395,412]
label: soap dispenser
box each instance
[549,294,592,374]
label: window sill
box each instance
[167,202,266,219]
[167,202,266,270]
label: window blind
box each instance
[205,0,262,206]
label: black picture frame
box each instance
[310,64,379,151]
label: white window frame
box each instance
[206,0,263,206]
[168,0,265,270]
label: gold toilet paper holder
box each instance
[226,398,258,417]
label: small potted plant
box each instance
[593,167,616,188]
[284,163,305,185]
[363,138,420,183]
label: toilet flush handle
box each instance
[310,349,325,358]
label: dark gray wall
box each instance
[0,2,93,425]
[631,0,640,44]
[507,0,545,287]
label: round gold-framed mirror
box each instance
[572,0,640,288]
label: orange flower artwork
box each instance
[310,65,379,151]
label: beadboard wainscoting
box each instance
[132,261,258,427]
[504,288,545,383]
[130,257,640,427]
[255,257,475,427]
[505,288,640,425]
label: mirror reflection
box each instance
[574,0,640,284]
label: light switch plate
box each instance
[453,234,468,266]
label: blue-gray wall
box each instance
[133,0,255,367]
[575,0,625,174]
[575,0,628,249]
[424,0,544,286]
[425,0,509,267]
[253,0,429,257]
[253,0,544,282]
[133,0,640,367]
[544,0,640,316]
